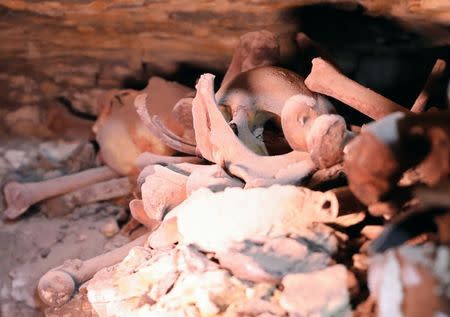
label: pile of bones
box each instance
[3,30,450,317]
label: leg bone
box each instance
[3,166,118,219]
[305,58,412,120]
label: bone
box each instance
[186,164,244,195]
[129,199,161,230]
[192,73,315,184]
[219,30,280,92]
[38,232,150,307]
[135,152,203,170]
[170,185,339,253]
[411,59,446,113]
[140,165,189,221]
[3,166,118,219]
[307,163,346,189]
[135,94,197,155]
[295,32,337,76]
[344,111,450,207]
[305,58,412,120]
[216,66,317,156]
[281,93,353,168]
[94,88,176,175]
[41,177,132,217]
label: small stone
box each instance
[40,248,51,258]
[100,219,120,238]
[4,150,29,169]
[77,234,87,242]
[38,140,81,164]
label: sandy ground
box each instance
[0,137,131,317]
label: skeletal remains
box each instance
[2,30,448,316]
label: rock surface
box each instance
[0,0,448,120]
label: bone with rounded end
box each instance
[129,199,161,230]
[305,57,411,120]
[3,166,118,219]
[192,73,315,184]
[38,232,150,307]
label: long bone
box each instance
[192,73,316,186]
[136,30,281,155]
[411,58,446,113]
[135,152,203,171]
[41,177,133,217]
[3,166,118,219]
[38,232,150,307]
[305,57,412,120]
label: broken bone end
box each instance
[37,270,76,307]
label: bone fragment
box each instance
[344,111,450,206]
[129,199,161,230]
[307,163,346,189]
[280,265,351,317]
[368,245,450,317]
[42,177,132,217]
[135,94,197,155]
[170,185,339,253]
[38,232,150,307]
[219,30,280,94]
[216,66,320,156]
[141,165,188,222]
[135,152,203,170]
[411,59,446,113]
[192,73,315,184]
[186,164,244,195]
[305,58,411,120]
[3,166,118,219]
[94,88,176,175]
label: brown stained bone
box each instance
[216,66,326,156]
[135,152,203,170]
[305,58,412,120]
[136,31,281,156]
[38,232,150,307]
[411,59,446,113]
[95,76,194,173]
[135,94,197,155]
[218,30,280,93]
[3,166,118,219]
[192,73,316,186]
[41,177,133,217]
[344,111,450,207]
[307,162,346,190]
